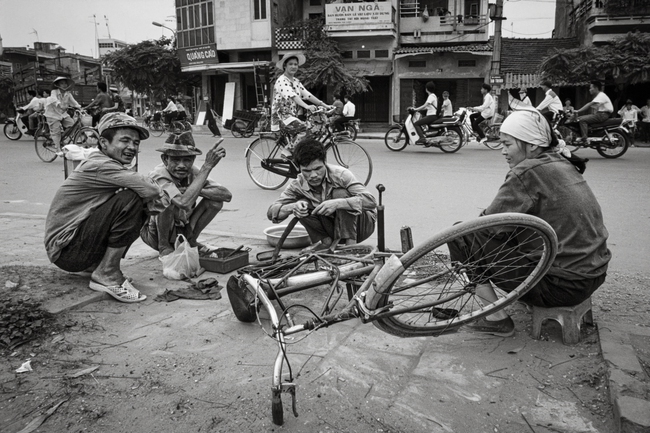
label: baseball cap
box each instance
[97,112,149,140]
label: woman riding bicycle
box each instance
[271,52,330,151]
[44,77,81,155]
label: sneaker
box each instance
[465,316,515,337]
[415,138,427,145]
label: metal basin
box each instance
[263,224,312,249]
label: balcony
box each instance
[570,0,650,42]
[323,2,397,38]
[275,26,307,51]
[400,15,489,45]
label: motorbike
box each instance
[3,108,38,140]
[554,113,630,159]
[384,108,463,153]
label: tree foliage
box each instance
[540,31,650,86]
[285,18,370,96]
[102,37,199,102]
[0,75,15,118]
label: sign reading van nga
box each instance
[325,2,392,25]
[179,44,218,68]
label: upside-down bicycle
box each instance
[227,186,558,425]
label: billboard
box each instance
[179,44,218,68]
[325,2,392,25]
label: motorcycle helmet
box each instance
[53,76,74,91]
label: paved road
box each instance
[1,129,648,273]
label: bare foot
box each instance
[90,270,125,287]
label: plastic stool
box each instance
[531,297,594,345]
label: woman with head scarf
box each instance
[450,106,611,337]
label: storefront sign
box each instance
[325,2,392,25]
[179,44,218,68]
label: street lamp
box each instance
[152,21,176,38]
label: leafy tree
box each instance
[283,18,370,96]
[103,37,199,104]
[0,75,15,119]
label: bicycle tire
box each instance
[73,127,100,147]
[245,137,290,190]
[368,213,557,337]
[384,125,408,151]
[149,121,164,137]
[34,128,58,162]
[439,126,463,153]
[326,139,373,186]
[344,124,357,141]
[4,123,22,140]
[597,130,629,159]
[231,120,247,138]
[272,389,283,425]
[484,125,503,149]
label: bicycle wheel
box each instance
[149,121,164,137]
[34,128,58,162]
[597,130,629,159]
[231,120,247,138]
[484,125,503,149]
[4,123,22,140]
[327,139,373,186]
[73,127,100,147]
[368,213,557,337]
[384,125,407,151]
[245,137,290,190]
[439,126,463,153]
[344,123,358,141]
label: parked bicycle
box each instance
[457,107,503,149]
[245,108,372,190]
[147,111,189,137]
[33,109,99,163]
[228,185,558,425]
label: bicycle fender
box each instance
[364,254,404,308]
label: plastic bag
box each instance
[159,235,201,280]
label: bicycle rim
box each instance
[149,121,164,137]
[246,137,290,190]
[484,126,503,149]
[369,213,557,337]
[34,130,58,162]
[326,139,373,186]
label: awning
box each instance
[345,60,393,77]
[394,43,493,59]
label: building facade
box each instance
[177,0,493,125]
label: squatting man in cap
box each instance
[267,138,376,252]
[140,132,231,257]
[451,106,610,337]
[45,113,168,303]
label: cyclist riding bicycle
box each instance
[45,77,82,155]
[271,52,330,154]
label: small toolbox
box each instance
[199,247,249,274]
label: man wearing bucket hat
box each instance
[45,113,169,303]
[140,132,231,257]
[271,52,331,139]
[449,106,610,337]
[44,76,81,154]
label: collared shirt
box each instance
[44,89,81,120]
[536,89,563,114]
[343,100,356,117]
[475,93,495,119]
[267,164,377,223]
[148,163,222,225]
[618,105,639,122]
[21,96,41,111]
[592,91,613,113]
[44,152,168,263]
[163,101,178,113]
[271,74,312,132]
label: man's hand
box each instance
[205,138,226,168]
[312,199,341,216]
[292,201,310,218]
[306,105,318,113]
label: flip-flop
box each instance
[89,279,147,303]
[73,271,133,282]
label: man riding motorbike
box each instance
[575,81,613,144]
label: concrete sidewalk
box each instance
[1,212,648,432]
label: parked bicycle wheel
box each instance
[384,125,408,151]
[73,127,101,147]
[367,213,557,337]
[245,137,290,190]
[3,123,22,140]
[439,126,463,153]
[149,120,165,137]
[326,139,372,186]
[484,125,503,149]
[34,127,58,163]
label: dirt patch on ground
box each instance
[0,264,647,432]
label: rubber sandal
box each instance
[89,279,147,303]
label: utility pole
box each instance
[488,0,506,109]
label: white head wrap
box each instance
[500,106,552,147]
